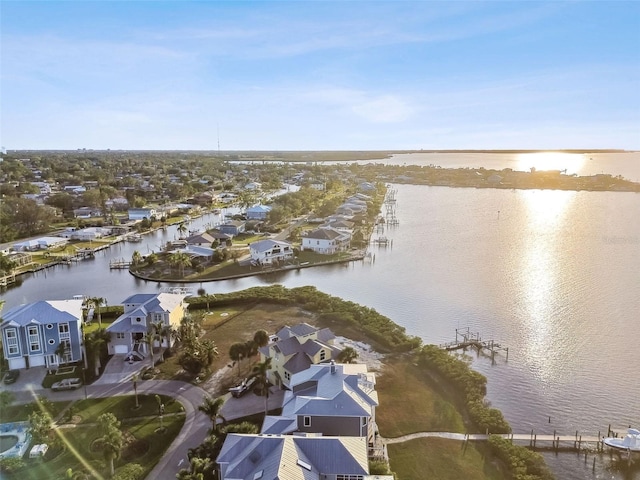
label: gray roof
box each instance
[107,293,184,333]
[250,239,292,253]
[279,363,379,421]
[217,434,368,479]
[186,232,215,244]
[1,300,83,328]
[303,228,344,240]
[277,323,317,339]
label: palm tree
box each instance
[229,342,247,377]
[85,329,111,377]
[253,330,269,350]
[249,357,273,415]
[169,251,192,277]
[131,250,143,266]
[198,395,226,434]
[97,413,123,478]
[177,222,188,239]
[143,328,161,368]
[86,297,106,328]
[337,346,358,364]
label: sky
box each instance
[1,1,639,151]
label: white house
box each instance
[245,204,272,220]
[301,228,350,254]
[249,239,294,266]
[244,181,262,191]
[128,207,157,221]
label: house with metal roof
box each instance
[249,239,294,266]
[258,323,340,389]
[301,227,351,254]
[261,362,380,453]
[1,299,83,370]
[216,434,393,480]
[246,204,272,220]
[106,293,186,359]
[217,220,246,237]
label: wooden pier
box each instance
[109,259,132,269]
[439,327,509,361]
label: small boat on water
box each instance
[603,428,640,452]
[127,233,143,242]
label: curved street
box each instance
[6,380,210,480]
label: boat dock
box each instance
[109,259,132,269]
[439,327,509,361]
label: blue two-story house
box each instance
[1,300,84,370]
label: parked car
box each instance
[51,378,82,391]
[3,370,20,384]
[228,377,256,398]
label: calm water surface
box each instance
[2,153,639,479]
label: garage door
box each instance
[29,355,46,367]
[9,358,26,370]
[114,345,129,354]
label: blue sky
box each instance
[1,1,639,150]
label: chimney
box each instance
[330,360,336,374]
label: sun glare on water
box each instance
[516,151,586,175]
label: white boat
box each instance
[603,428,640,452]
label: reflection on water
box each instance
[516,151,586,175]
[520,190,576,385]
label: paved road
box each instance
[4,371,287,480]
[6,380,211,480]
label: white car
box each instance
[51,377,83,391]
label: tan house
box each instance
[258,323,340,389]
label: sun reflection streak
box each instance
[29,386,103,480]
[519,190,576,384]
[516,151,586,175]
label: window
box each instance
[5,328,19,355]
[48,339,55,345]
[116,333,125,339]
[59,323,70,341]
[319,350,326,361]
[337,476,363,480]
[303,416,311,427]
[28,326,40,352]
[46,324,53,330]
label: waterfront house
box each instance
[245,204,272,220]
[127,207,157,221]
[73,207,102,219]
[261,362,379,448]
[13,237,68,251]
[186,232,215,247]
[301,227,351,254]
[106,293,187,359]
[249,239,294,266]
[217,220,245,237]
[0,299,83,370]
[258,323,339,389]
[216,434,389,480]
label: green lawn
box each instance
[0,401,69,423]
[2,395,185,480]
[388,437,503,480]
[376,358,465,438]
[71,394,182,423]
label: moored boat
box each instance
[603,428,640,452]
